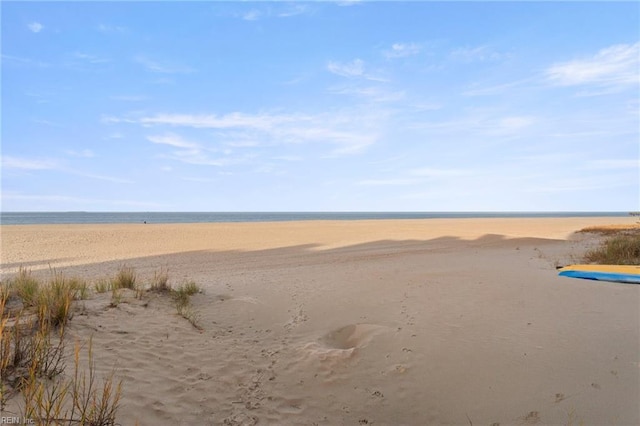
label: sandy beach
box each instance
[1,217,639,425]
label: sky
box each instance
[2,1,639,212]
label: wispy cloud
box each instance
[545,42,639,89]
[70,171,132,184]
[147,133,199,149]
[147,133,230,167]
[27,22,43,33]
[97,24,127,34]
[384,43,421,59]
[409,167,471,178]
[2,192,164,209]
[586,159,639,170]
[239,4,312,20]
[137,112,300,130]
[450,45,505,62]
[180,176,218,183]
[65,149,95,158]
[134,56,194,74]
[277,4,311,18]
[2,54,50,68]
[32,119,63,127]
[2,156,58,170]
[74,52,110,64]
[408,113,537,138]
[335,0,363,6]
[243,9,261,21]
[112,109,385,157]
[2,155,131,183]
[328,59,365,78]
[357,178,420,186]
[356,167,473,189]
[328,85,405,103]
[463,77,537,97]
[109,95,148,102]
[327,59,388,82]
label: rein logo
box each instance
[0,418,34,425]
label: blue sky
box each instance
[2,1,638,212]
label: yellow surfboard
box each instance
[558,264,640,284]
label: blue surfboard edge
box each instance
[558,269,640,284]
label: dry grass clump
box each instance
[149,267,171,292]
[2,265,203,422]
[94,278,112,294]
[579,224,640,236]
[113,264,137,290]
[585,234,640,265]
[579,225,640,265]
[20,339,122,425]
[1,269,123,424]
[13,267,40,307]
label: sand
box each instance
[1,217,639,425]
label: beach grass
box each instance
[1,265,205,420]
[150,266,171,292]
[579,225,640,265]
[94,278,112,294]
[113,264,137,290]
[1,269,123,423]
[13,267,40,307]
[585,233,640,265]
[172,281,202,330]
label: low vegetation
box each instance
[172,281,202,330]
[1,265,203,423]
[150,266,171,292]
[579,225,640,265]
[113,264,137,290]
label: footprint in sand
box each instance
[284,305,308,331]
[298,323,390,374]
[321,323,390,350]
[519,411,540,424]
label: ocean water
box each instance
[0,211,630,225]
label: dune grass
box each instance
[13,267,40,307]
[584,233,640,265]
[579,225,640,265]
[172,281,202,330]
[2,265,203,421]
[1,269,122,424]
[578,225,640,265]
[150,266,171,292]
[113,265,137,290]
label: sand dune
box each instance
[1,217,638,425]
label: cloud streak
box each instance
[450,45,505,62]
[327,59,388,82]
[2,156,58,170]
[28,22,43,33]
[384,43,421,59]
[545,42,639,89]
[112,109,385,157]
[2,155,132,183]
[134,56,194,74]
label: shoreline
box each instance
[1,210,633,226]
